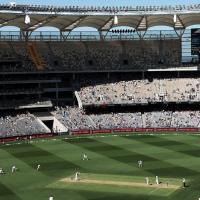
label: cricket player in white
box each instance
[145,177,149,185]
[12,166,17,173]
[182,178,186,188]
[37,164,40,171]
[0,168,4,175]
[138,160,143,167]
[156,176,159,185]
[49,196,54,200]
[75,172,80,181]
[82,154,88,160]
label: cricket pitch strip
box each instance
[60,177,180,189]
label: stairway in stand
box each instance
[26,42,45,70]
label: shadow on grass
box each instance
[2,143,84,178]
[65,137,197,178]
[130,135,200,157]
[76,188,168,200]
[0,181,22,200]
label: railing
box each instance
[0,30,182,42]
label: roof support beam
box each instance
[60,16,87,31]
[24,16,57,31]
[99,30,110,40]
[99,31,103,40]
[0,15,22,28]
[99,17,113,31]
[177,15,185,28]
[60,30,71,41]
[174,15,185,30]
[136,16,147,31]
[174,28,185,39]
[136,30,147,39]
[21,30,32,41]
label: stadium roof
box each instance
[0,4,200,31]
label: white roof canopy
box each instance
[0,4,200,31]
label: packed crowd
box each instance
[0,107,200,138]
[52,107,95,130]
[52,106,200,130]
[78,78,200,105]
[0,113,49,138]
[0,40,181,72]
[0,42,36,72]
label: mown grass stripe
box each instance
[2,143,82,178]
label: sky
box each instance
[0,0,200,6]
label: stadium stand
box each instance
[51,106,200,131]
[1,106,200,138]
[0,40,181,72]
[0,113,50,138]
[0,3,200,138]
[78,78,200,105]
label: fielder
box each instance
[145,177,149,185]
[0,168,4,175]
[138,160,143,167]
[182,178,186,188]
[11,165,17,173]
[82,153,89,161]
[156,176,159,185]
[49,196,54,200]
[37,164,40,171]
[74,172,80,181]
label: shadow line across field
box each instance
[1,143,83,177]
[64,137,197,178]
[0,181,22,200]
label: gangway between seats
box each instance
[26,42,45,70]
[75,91,83,108]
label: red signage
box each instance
[113,128,134,133]
[178,128,198,132]
[71,130,90,135]
[92,129,112,134]
[155,128,176,132]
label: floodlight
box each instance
[114,15,118,25]
[9,1,16,8]
[25,14,30,24]
[173,14,177,23]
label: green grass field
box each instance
[1,133,200,200]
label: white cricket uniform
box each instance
[182,178,186,187]
[37,165,40,171]
[145,177,149,185]
[49,197,54,200]
[156,176,159,185]
[138,160,143,167]
[83,154,88,160]
[75,172,80,181]
[0,168,4,174]
[12,166,16,173]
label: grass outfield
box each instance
[0,133,200,200]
